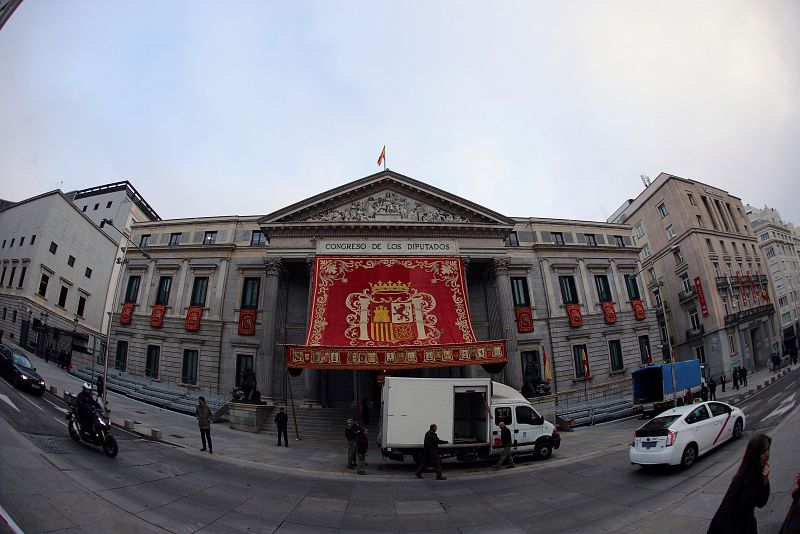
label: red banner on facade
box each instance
[737,271,748,307]
[120,303,134,325]
[566,303,583,327]
[149,304,166,327]
[185,306,203,332]
[631,299,646,320]
[694,277,708,316]
[287,256,506,369]
[238,309,257,336]
[747,271,758,305]
[514,306,534,333]
[601,302,617,324]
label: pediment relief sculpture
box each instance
[309,190,471,224]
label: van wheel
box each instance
[680,444,698,469]
[732,419,743,440]
[535,442,553,460]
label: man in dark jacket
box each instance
[720,372,726,393]
[195,396,213,453]
[493,421,515,469]
[355,427,368,475]
[345,419,357,469]
[275,407,288,447]
[708,377,717,401]
[414,424,448,480]
[76,383,100,436]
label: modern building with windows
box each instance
[0,181,159,361]
[610,172,779,380]
[745,204,800,360]
[104,170,659,412]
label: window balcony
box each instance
[678,287,696,303]
[685,324,705,341]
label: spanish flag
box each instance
[377,145,386,167]
[543,346,552,383]
[581,346,590,379]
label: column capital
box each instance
[492,257,512,275]
[263,257,283,275]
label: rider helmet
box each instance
[82,382,91,391]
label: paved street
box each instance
[1,351,798,532]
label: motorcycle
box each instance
[67,405,119,458]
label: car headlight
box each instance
[20,375,29,381]
[39,380,45,385]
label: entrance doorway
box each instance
[750,327,763,368]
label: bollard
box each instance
[151,428,162,440]
[49,385,59,396]
[124,419,135,430]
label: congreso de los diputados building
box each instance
[100,170,661,417]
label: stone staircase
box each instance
[263,403,377,442]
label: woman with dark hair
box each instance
[708,434,771,534]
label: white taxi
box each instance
[629,401,745,468]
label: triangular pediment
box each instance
[258,170,514,230]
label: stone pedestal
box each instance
[229,402,271,433]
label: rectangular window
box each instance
[191,277,208,306]
[511,277,530,307]
[77,296,86,317]
[778,296,789,307]
[93,203,99,210]
[608,340,624,372]
[241,277,261,308]
[203,231,217,245]
[49,242,58,254]
[614,235,625,248]
[681,274,692,292]
[572,345,589,379]
[696,215,704,227]
[7,267,15,287]
[559,275,579,304]
[16,266,26,288]
[11,310,15,323]
[760,233,769,242]
[140,234,152,247]
[58,286,68,308]
[594,275,612,302]
[720,240,728,253]
[634,223,645,238]
[732,242,739,255]
[85,267,92,279]
[766,247,775,258]
[182,349,198,385]
[673,248,684,264]
[689,308,701,330]
[169,232,182,246]
[585,234,597,246]
[250,231,266,246]
[146,345,160,379]
[10,238,14,247]
[638,335,652,365]
[100,220,106,228]
[693,345,706,363]
[713,262,720,276]
[642,244,651,257]
[782,311,792,324]
[124,276,141,303]
[666,225,676,239]
[0,267,5,285]
[551,232,565,245]
[624,275,641,300]
[235,354,254,387]
[30,235,36,245]
[106,201,112,208]
[82,206,87,212]
[687,193,697,206]
[504,232,519,247]
[156,276,172,305]
[521,350,542,385]
[19,237,24,246]
[67,255,75,267]
[38,274,49,297]
[115,341,128,371]
[706,239,714,252]
[658,203,668,218]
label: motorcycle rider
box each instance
[76,382,101,437]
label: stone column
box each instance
[578,259,594,315]
[493,258,523,389]
[609,260,626,309]
[259,257,282,399]
[303,258,322,405]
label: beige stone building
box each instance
[610,172,779,379]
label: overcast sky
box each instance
[1,1,798,225]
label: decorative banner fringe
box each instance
[150,304,165,328]
[120,303,134,325]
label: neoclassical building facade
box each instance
[102,171,659,408]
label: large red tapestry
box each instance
[120,303,134,325]
[185,306,203,332]
[238,309,256,336]
[150,304,165,328]
[287,256,506,370]
[631,299,646,320]
[602,301,617,324]
[514,306,534,333]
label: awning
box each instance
[287,256,506,371]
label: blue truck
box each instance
[631,360,703,417]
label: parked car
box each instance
[0,344,46,395]
[629,401,745,468]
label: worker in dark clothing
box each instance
[708,377,717,401]
[275,407,289,447]
[355,427,369,475]
[415,424,448,480]
[494,421,515,469]
[76,383,100,436]
[345,419,357,469]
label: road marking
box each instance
[41,395,67,414]
[764,394,796,420]
[0,393,20,413]
[15,391,44,411]
[53,417,67,428]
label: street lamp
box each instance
[99,218,152,410]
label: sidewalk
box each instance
[6,338,797,480]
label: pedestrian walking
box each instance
[345,419,357,469]
[195,396,213,454]
[708,433,771,534]
[493,421,515,469]
[685,387,694,405]
[355,427,368,475]
[733,369,740,390]
[742,367,748,387]
[700,383,709,402]
[709,377,717,401]
[414,424,448,480]
[274,407,288,447]
[720,372,726,393]
[780,471,800,533]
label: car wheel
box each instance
[732,419,743,440]
[680,444,698,469]
[535,442,553,460]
